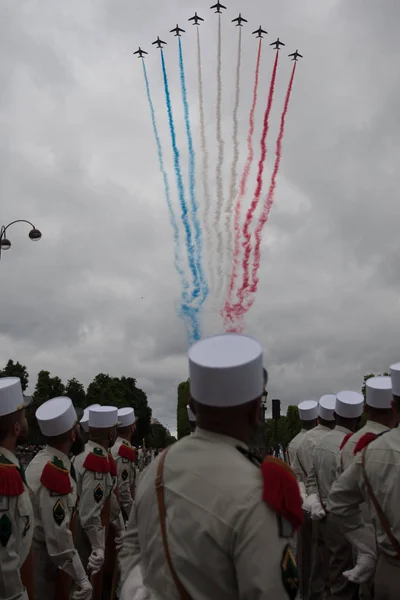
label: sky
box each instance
[1,0,399,435]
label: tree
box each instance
[65,378,86,409]
[177,380,191,440]
[0,360,29,391]
[285,406,301,444]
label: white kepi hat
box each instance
[0,377,32,417]
[89,405,118,429]
[318,395,336,421]
[80,404,100,433]
[36,397,78,437]
[390,362,400,396]
[298,400,318,421]
[117,407,135,428]
[187,405,196,422]
[189,334,263,407]
[366,376,392,409]
[335,391,364,418]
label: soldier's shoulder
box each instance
[0,453,24,497]
[82,445,110,474]
[40,456,72,495]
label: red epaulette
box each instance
[0,457,24,496]
[83,448,110,474]
[340,432,353,450]
[354,433,377,455]
[40,457,72,495]
[118,443,136,463]
[261,456,304,531]
[108,453,117,477]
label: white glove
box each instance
[88,548,105,575]
[303,493,320,514]
[72,577,93,600]
[343,555,376,584]
[310,499,326,521]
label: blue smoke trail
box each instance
[178,38,209,306]
[141,61,189,304]
[160,50,201,342]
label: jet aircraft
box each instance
[252,26,268,38]
[232,13,247,26]
[289,50,303,61]
[270,38,285,50]
[133,47,148,58]
[188,12,204,25]
[210,2,227,14]
[152,37,167,49]
[170,24,185,37]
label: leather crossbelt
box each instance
[156,448,192,600]
[361,448,400,560]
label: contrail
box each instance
[178,37,208,306]
[222,39,263,329]
[141,61,189,303]
[196,27,213,294]
[225,27,242,281]
[214,13,225,298]
[238,51,279,306]
[160,50,201,341]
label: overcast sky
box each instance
[1,0,399,435]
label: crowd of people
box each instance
[0,332,399,600]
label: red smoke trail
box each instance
[246,62,297,308]
[237,51,279,307]
[223,39,262,327]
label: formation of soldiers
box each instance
[0,333,398,600]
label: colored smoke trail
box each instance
[196,27,213,292]
[238,51,279,305]
[225,27,242,275]
[178,38,208,306]
[222,39,262,326]
[141,61,188,301]
[247,62,297,309]
[214,13,225,297]
[160,50,201,341]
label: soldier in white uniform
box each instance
[306,391,364,600]
[78,404,100,444]
[0,377,34,600]
[287,400,318,469]
[111,407,136,522]
[26,396,91,600]
[74,405,118,600]
[329,363,400,600]
[120,333,303,600]
[294,395,336,600]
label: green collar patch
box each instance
[93,447,105,457]
[53,500,66,526]
[0,514,12,547]
[52,456,67,471]
[281,544,299,600]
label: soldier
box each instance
[329,364,400,600]
[74,405,118,599]
[25,396,91,600]
[79,404,100,444]
[287,400,318,469]
[306,391,364,600]
[293,395,336,600]
[0,377,34,600]
[111,407,137,522]
[120,333,303,600]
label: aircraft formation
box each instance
[134,4,303,62]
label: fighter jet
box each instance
[133,47,148,59]
[188,12,204,26]
[289,50,303,61]
[252,26,268,38]
[152,37,167,49]
[170,24,185,37]
[270,38,285,50]
[210,2,227,14]
[232,13,247,26]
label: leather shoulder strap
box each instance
[361,448,400,558]
[156,448,192,600]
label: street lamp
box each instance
[0,220,42,259]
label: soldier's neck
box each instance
[1,437,17,454]
[117,432,131,443]
[48,442,71,457]
[89,437,109,452]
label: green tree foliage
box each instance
[147,422,176,448]
[0,360,29,391]
[86,374,152,446]
[177,380,191,440]
[65,378,86,408]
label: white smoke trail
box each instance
[214,13,225,299]
[196,27,214,297]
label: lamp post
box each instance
[0,220,42,260]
